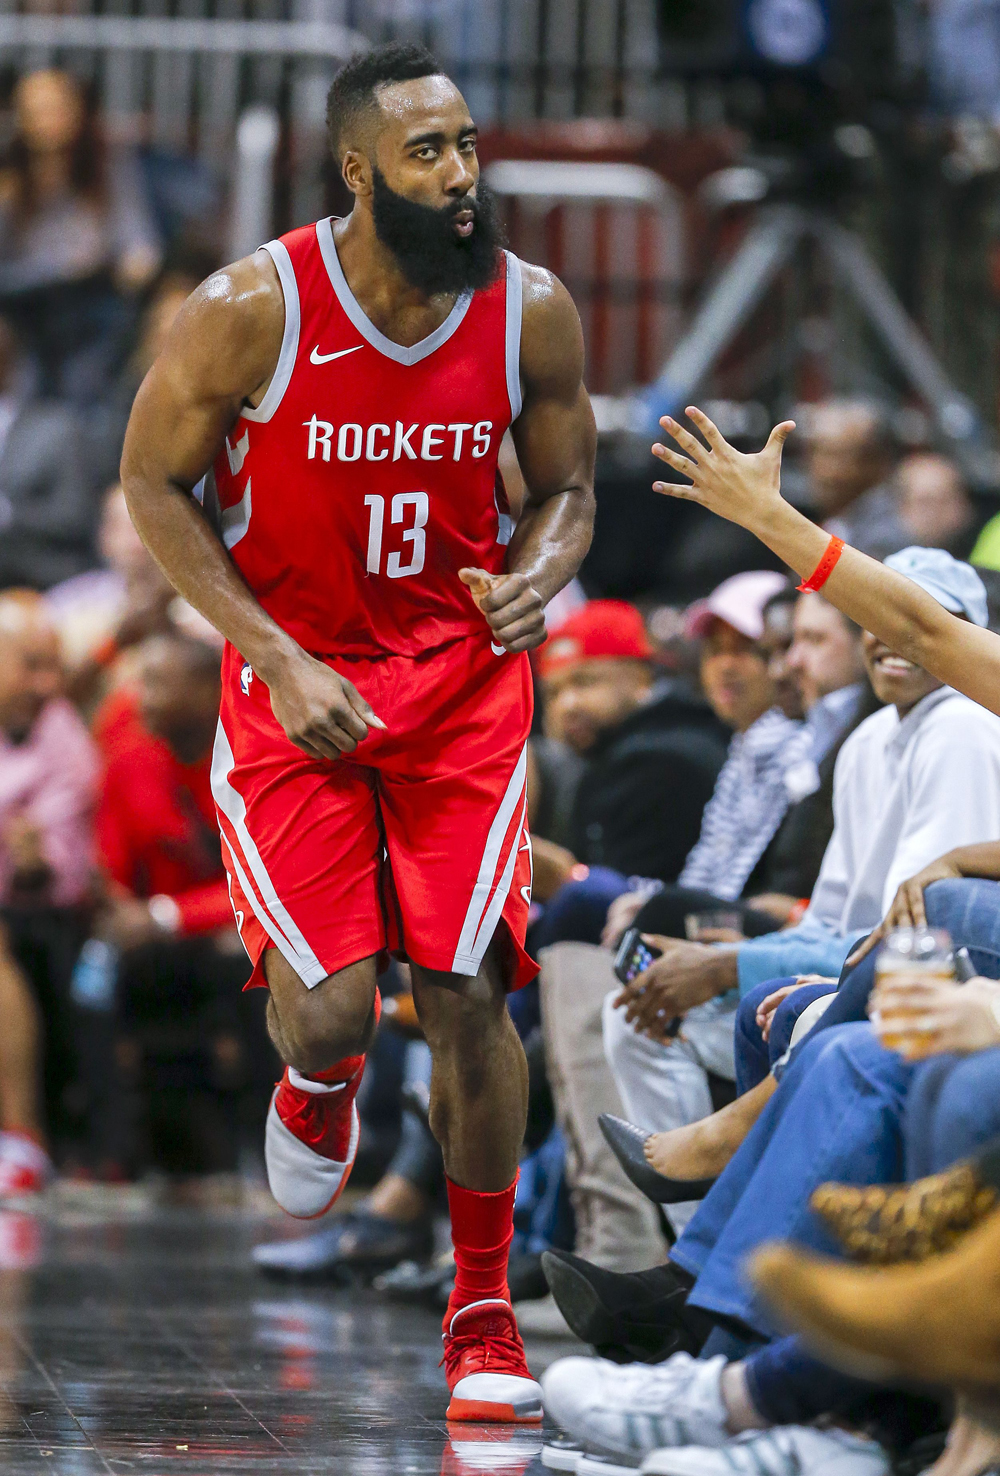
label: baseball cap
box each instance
[884,546,989,628]
[539,600,653,677]
[685,570,790,642]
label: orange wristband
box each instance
[91,633,121,669]
[797,536,844,594]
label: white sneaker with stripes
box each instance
[541,1353,729,1464]
[543,1425,889,1476]
[640,1425,890,1476]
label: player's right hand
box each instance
[268,651,386,760]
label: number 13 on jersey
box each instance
[364,492,428,579]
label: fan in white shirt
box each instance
[607,549,1000,1027]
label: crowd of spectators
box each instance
[0,64,262,1190]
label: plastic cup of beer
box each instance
[871,926,953,1059]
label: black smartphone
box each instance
[612,928,681,1038]
[613,927,662,985]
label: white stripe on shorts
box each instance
[211,720,328,987]
[451,745,528,977]
[466,791,528,974]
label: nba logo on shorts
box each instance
[240,662,253,695]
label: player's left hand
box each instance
[459,568,547,652]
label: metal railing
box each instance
[485,159,685,394]
[0,0,681,250]
[0,0,684,155]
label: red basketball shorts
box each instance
[211,637,537,993]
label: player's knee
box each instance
[417,974,503,1050]
[273,970,378,1074]
[423,984,511,1099]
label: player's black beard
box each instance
[370,168,504,296]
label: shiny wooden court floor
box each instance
[0,1197,576,1474]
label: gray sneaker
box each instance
[541,1353,728,1462]
[252,1212,432,1280]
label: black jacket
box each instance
[747,681,882,901]
[567,681,730,884]
[745,740,839,900]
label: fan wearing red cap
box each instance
[538,601,655,756]
[531,602,730,902]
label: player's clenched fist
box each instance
[459,568,547,652]
[267,650,386,760]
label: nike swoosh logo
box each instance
[310,344,363,365]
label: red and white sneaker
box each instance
[265,1065,362,1219]
[0,1132,52,1199]
[443,1299,543,1424]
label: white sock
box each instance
[287,1067,348,1096]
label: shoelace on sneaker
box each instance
[441,1323,531,1381]
[590,1356,707,1409]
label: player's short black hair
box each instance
[327,41,444,160]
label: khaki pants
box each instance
[539,942,668,1271]
[602,990,737,1234]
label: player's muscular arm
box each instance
[120,255,384,759]
[460,263,596,653]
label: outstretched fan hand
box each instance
[651,406,796,530]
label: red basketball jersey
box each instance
[211,217,522,659]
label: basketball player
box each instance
[120,43,596,1421]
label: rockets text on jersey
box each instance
[212,217,522,659]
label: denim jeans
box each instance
[688,880,1000,1418]
[743,1045,1000,1423]
[904,1046,1000,1177]
[734,979,838,1095]
[675,879,1000,1334]
[791,878,1000,1054]
[673,1021,915,1336]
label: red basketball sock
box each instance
[445,1175,518,1324]
[299,988,382,1086]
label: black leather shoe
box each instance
[541,1249,713,1363]
[599,1113,717,1204]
